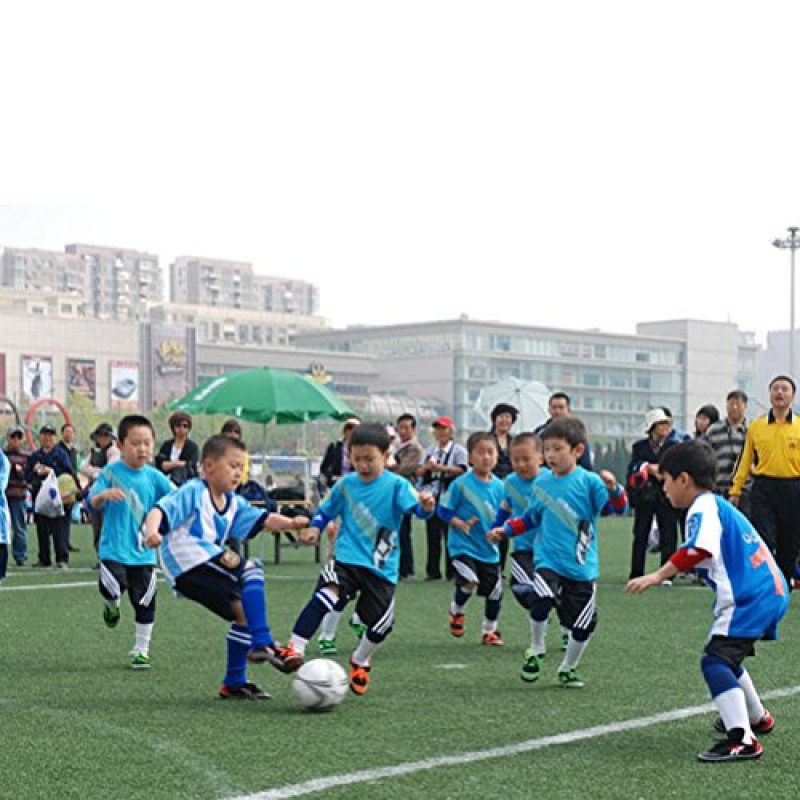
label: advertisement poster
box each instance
[148,324,196,407]
[21,355,53,401]
[67,358,97,402]
[0,352,5,396]
[110,361,140,410]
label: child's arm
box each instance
[144,507,165,548]
[89,487,126,509]
[297,506,333,545]
[438,505,478,534]
[625,546,710,593]
[262,512,309,534]
[487,513,532,543]
[598,469,628,515]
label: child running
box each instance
[626,440,789,762]
[89,415,174,669]
[144,434,309,699]
[488,417,627,687]
[439,432,506,645]
[287,423,435,695]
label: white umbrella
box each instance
[474,378,551,432]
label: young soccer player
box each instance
[144,435,309,699]
[88,415,174,669]
[488,417,627,687]
[287,423,435,695]
[439,432,506,645]
[626,440,789,763]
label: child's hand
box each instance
[598,470,618,492]
[300,527,320,545]
[418,491,435,512]
[104,488,126,503]
[144,530,162,548]
[624,574,659,594]
[292,515,310,530]
[487,527,505,544]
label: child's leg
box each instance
[701,648,755,742]
[351,583,395,668]
[318,594,349,641]
[450,557,476,617]
[0,544,8,580]
[223,624,252,689]
[240,560,275,649]
[528,571,558,656]
[557,581,597,674]
[480,563,503,637]
[129,566,157,657]
[736,666,767,723]
[290,585,340,654]
[98,561,124,627]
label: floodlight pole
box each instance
[773,227,800,379]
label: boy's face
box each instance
[469,440,498,477]
[349,443,388,482]
[662,471,693,509]
[543,437,582,476]
[203,447,246,493]
[511,441,542,480]
[119,425,154,469]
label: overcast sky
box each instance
[2,1,799,343]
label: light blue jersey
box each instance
[684,492,789,639]
[155,478,269,586]
[441,470,505,564]
[319,470,421,585]
[90,462,173,566]
[501,468,550,553]
[0,451,9,546]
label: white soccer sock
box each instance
[319,610,342,640]
[559,634,588,672]
[715,687,753,742]
[352,636,380,667]
[481,618,497,635]
[737,668,766,723]
[133,623,153,654]
[531,619,547,654]
[289,634,309,655]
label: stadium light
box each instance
[773,226,800,379]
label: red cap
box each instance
[432,416,455,429]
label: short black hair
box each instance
[549,392,571,407]
[769,374,797,394]
[202,434,245,461]
[168,411,192,431]
[221,418,242,435]
[541,417,586,448]
[349,422,391,453]
[511,432,541,451]
[658,440,716,490]
[118,415,155,443]
[695,404,720,425]
[466,431,496,454]
[61,423,74,434]
[726,389,748,403]
[396,413,417,428]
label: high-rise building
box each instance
[1,247,88,307]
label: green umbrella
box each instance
[166,367,356,425]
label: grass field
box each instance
[1,517,798,799]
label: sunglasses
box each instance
[174,422,191,429]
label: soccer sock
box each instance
[224,624,251,688]
[293,588,339,642]
[289,634,309,656]
[530,617,547,654]
[484,598,501,623]
[240,564,274,649]
[451,587,474,615]
[133,622,153,654]
[714,688,753,742]
[736,667,766,723]
[352,635,380,667]
[319,610,343,640]
[559,634,588,672]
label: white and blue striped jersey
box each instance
[441,471,505,564]
[90,462,173,566]
[319,470,421,585]
[155,478,269,586]
[683,492,789,639]
[0,450,10,546]
[501,469,549,553]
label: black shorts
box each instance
[451,555,502,600]
[174,553,249,622]
[509,551,536,608]
[704,636,757,671]
[99,560,157,623]
[319,561,395,635]
[531,568,597,636]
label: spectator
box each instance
[80,422,121,555]
[694,404,720,438]
[489,402,518,574]
[319,418,360,491]
[4,425,30,566]
[156,412,199,487]
[626,408,680,581]
[58,423,81,552]
[390,413,425,579]
[534,392,593,470]
[704,391,751,517]
[0,449,9,582]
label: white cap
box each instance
[643,408,671,434]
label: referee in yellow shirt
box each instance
[730,375,800,585]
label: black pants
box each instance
[35,513,70,566]
[425,514,452,580]
[629,500,679,579]
[750,476,800,586]
[398,513,415,578]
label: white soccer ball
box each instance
[292,658,348,712]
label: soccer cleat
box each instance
[558,668,585,688]
[449,612,465,638]
[349,616,367,640]
[698,730,763,763]
[131,651,151,670]
[318,638,337,656]
[103,604,121,629]
[713,709,775,735]
[349,658,371,695]
[218,681,271,700]
[481,630,504,647]
[248,642,304,673]
[561,632,569,652]
[521,649,542,683]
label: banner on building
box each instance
[21,355,53,401]
[67,358,97,402]
[0,352,5,396]
[110,361,140,410]
[141,323,196,408]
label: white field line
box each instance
[227,685,800,800]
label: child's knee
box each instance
[700,652,739,696]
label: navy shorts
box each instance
[319,561,395,636]
[99,560,157,624]
[704,635,757,671]
[530,568,597,637]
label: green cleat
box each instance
[131,651,151,670]
[521,649,542,683]
[103,604,121,629]
[349,616,367,640]
[558,668,584,688]
[318,638,337,656]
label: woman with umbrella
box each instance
[156,412,199,488]
[489,403,518,573]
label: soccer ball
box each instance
[292,659,348,712]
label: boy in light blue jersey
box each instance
[287,423,435,696]
[626,441,788,763]
[89,415,174,669]
[144,435,309,700]
[440,432,506,646]
[489,418,626,688]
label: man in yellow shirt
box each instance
[729,375,800,585]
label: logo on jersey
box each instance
[687,513,701,540]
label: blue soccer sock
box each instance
[451,587,474,615]
[224,624,251,688]
[241,563,273,649]
[293,588,339,642]
[484,598,501,622]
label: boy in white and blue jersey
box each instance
[627,441,789,763]
[0,449,9,583]
[144,435,309,700]
[440,432,506,646]
[489,418,627,688]
[89,415,173,669]
[288,423,435,696]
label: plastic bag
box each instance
[34,471,65,518]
